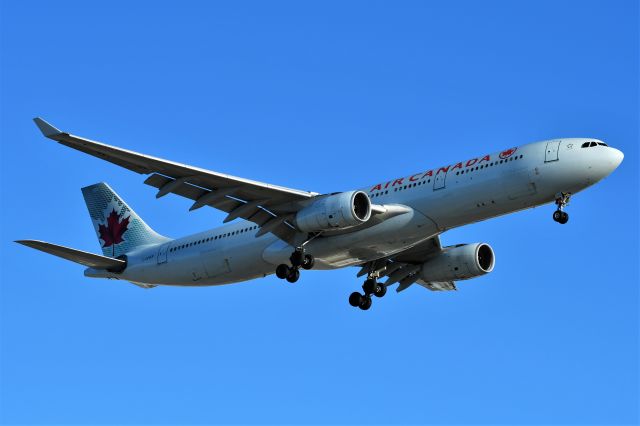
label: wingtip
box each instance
[33,117,62,138]
[15,239,36,248]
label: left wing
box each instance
[357,236,457,292]
[34,118,318,243]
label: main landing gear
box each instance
[349,278,387,310]
[275,248,315,283]
[553,192,571,224]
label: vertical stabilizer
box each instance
[81,183,169,257]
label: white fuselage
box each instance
[87,138,623,286]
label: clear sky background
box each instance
[1,1,638,424]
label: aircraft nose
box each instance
[609,147,624,170]
[595,146,624,180]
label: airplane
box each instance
[17,118,624,310]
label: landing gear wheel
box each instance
[275,264,290,279]
[290,251,304,267]
[349,292,363,307]
[359,296,372,311]
[286,268,300,283]
[373,284,387,298]
[553,210,569,224]
[553,192,571,224]
[301,254,315,270]
[558,211,569,224]
[362,278,377,295]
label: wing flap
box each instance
[16,240,126,270]
[416,280,457,291]
[143,173,296,241]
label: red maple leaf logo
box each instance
[98,208,130,250]
[499,147,517,159]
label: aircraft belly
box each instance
[200,236,278,284]
[292,207,438,268]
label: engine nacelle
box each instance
[419,243,495,282]
[294,191,372,232]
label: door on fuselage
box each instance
[545,140,561,162]
[433,170,447,190]
[156,243,170,264]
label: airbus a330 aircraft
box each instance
[17,118,623,310]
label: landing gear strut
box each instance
[349,277,387,310]
[275,248,315,283]
[553,192,571,224]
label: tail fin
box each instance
[81,182,169,257]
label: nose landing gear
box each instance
[349,278,387,310]
[553,192,571,224]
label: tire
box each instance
[359,296,372,311]
[301,254,315,270]
[362,278,377,294]
[275,264,289,279]
[552,210,562,222]
[290,251,304,267]
[558,211,569,224]
[374,284,387,298]
[349,292,363,307]
[286,268,300,283]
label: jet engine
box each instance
[419,243,495,282]
[294,191,372,232]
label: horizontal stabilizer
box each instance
[15,240,126,271]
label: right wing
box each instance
[15,240,127,271]
[33,118,319,243]
[357,236,457,292]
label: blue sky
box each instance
[1,1,638,424]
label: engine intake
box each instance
[294,191,372,232]
[419,243,495,282]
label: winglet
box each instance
[33,117,63,137]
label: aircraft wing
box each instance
[357,236,457,292]
[34,118,319,243]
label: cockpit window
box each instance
[581,141,608,148]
